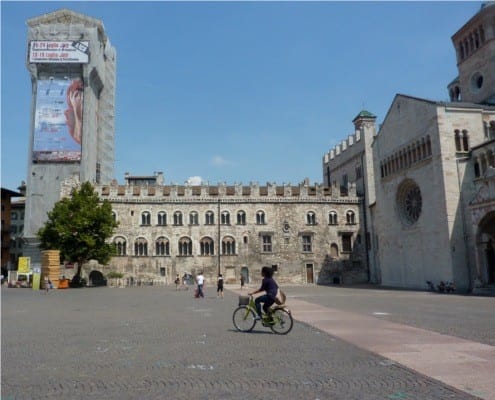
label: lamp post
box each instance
[217,197,221,276]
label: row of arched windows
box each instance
[116,209,357,227]
[484,121,495,140]
[458,24,485,61]
[380,136,432,178]
[328,210,356,225]
[113,235,351,258]
[454,129,470,153]
[113,236,237,257]
[474,148,495,178]
[133,210,264,226]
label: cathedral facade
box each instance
[323,3,495,292]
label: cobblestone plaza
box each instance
[2,285,494,399]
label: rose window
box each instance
[397,179,422,225]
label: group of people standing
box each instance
[194,271,223,298]
[174,271,248,298]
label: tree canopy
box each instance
[38,182,118,274]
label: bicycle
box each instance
[232,295,293,334]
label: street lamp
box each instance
[217,198,221,275]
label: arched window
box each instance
[222,236,236,255]
[256,210,266,225]
[157,211,167,226]
[178,237,192,256]
[454,86,461,101]
[113,236,127,256]
[306,211,316,225]
[488,150,495,168]
[346,210,356,225]
[200,237,215,256]
[156,237,170,256]
[134,237,148,256]
[416,141,423,160]
[189,211,199,225]
[205,211,214,225]
[329,211,338,225]
[221,211,230,225]
[426,136,432,156]
[474,159,481,178]
[461,130,469,152]
[173,211,183,226]
[141,211,151,226]
[421,138,427,159]
[455,130,462,152]
[481,154,488,174]
[237,210,246,225]
[455,129,470,152]
[330,243,339,258]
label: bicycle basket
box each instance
[238,295,250,306]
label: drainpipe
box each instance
[361,152,371,283]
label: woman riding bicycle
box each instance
[248,266,278,321]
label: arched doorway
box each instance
[477,211,495,284]
[486,239,495,284]
[89,270,107,286]
[240,266,249,284]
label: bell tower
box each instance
[448,2,495,104]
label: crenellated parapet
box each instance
[323,130,363,163]
[93,181,359,204]
[323,110,376,165]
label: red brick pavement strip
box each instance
[228,286,495,400]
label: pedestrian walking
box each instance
[195,271,205,298]
[174,274,180,290]
[240,274,245,290]
[44,276,50,293]
[217,274,224,298]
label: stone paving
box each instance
[1,283,492,400]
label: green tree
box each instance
[37,182,118,278]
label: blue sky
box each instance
[1,1,482,190]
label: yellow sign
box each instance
[18,257,31,273]
[32,273,41,291]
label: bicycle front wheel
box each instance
[270,308,293,335]
[233,306,257,332]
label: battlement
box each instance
[324,129,362,163]
[93,181,356,200]
[323,110,377,165]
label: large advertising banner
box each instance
[29,41,89,63]
[33,78,83,162]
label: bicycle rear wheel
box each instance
[233,306,257,332]
[270,308,293,334]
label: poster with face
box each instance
[33,78,83,162]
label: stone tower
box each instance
[23,9,116,262]
[448,2,495,104]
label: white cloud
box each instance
[211,155,230,166]
[185,176,203,185]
